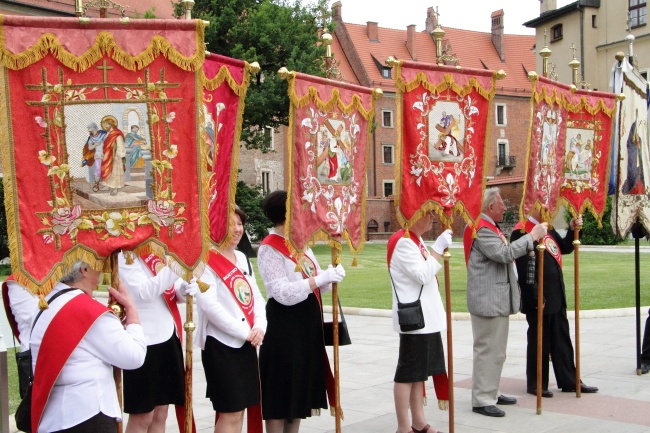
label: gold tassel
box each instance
[438,400,449,411]
[330,407,336,417]
[197,279,210,293]
[403,229,410,238]
[38,294,49,310]
[124,251,134,265]
[351,256,358,267]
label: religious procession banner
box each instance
[280,68,381,256]
[0,16,210,295]
[202,53,257,245]
[392,58,500,228]
[609,58,650,237]
[521,74,616,224]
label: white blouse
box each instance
[6,280,39,352]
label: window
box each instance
[382,110,394,128]
[264,126,275,150]
[383,180,394,197]
[495,104,507,126]
[551,24,563,42]
[497,141,507,166]
[381,67,391,79]
[630,0,647,28]
[261,170,272,195]
[592,14,597,28]
[382,145,394,164]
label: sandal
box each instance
[411,425,430,433]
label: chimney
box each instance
[425,7,438,33]
[332,1,342,22]
[406,24,417,61]
[491,10,505,62]
[367,21,379,42]
[540,0,557,14]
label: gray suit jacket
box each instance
[466,216,533,317]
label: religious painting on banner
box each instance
[392,58,500,228]
[0,16,210,294]
[202,53,257,245]
[280,69,381,256]
[609,58,650,237]
[521,74,616,224]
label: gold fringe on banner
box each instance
[0,20,205,72]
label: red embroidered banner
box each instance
[522,74,616,223]
[394,59,498,228]
[202,53,255,245]
[282,70,380,255]
[0,16,210,294]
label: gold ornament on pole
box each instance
[539,29,552,78]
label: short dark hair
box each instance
[234,206,247,225]
[261,190,287,225]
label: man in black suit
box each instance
[511,211,598,397]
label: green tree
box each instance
[235,181,271,242]
[0,181,8,260]
[565,196,623,245]
[185,0,330,151]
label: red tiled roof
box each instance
[333,22,535,97]
[4,0,176,18]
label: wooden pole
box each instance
[442,246,454,433]
[108,251,123,433]
[184,290,195,433]
[535,242,546,415]
[573,223,581,398]
[331,247,342,433]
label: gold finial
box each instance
[249,61,260,75]
[182,0,195,19]
[495,70,507,80]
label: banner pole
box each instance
[184,291,195,433]
[331,247,342,433]
[536,243,546,415]
[109,251,123,433]
[573,223,581,398]
[442,244,454,433]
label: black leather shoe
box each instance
[641,363,650,374]
[496,395,517,405]
[472,405,505,417]
[527,388,553,398]
[561,383,599,393]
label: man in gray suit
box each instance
[463,187,547,417]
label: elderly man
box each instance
[463,187,547,417]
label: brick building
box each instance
[326,2,537,238]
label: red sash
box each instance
[386,229,428,266]
[207,250,255,328]
[259,233,338,414]
[463,218,504,266]
[139,253,183,344]
[32,293,108,432]
[138,252,196,433]
[513,220,562,266]
[1,275,20,342]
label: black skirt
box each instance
[201,336,260,413]
[394,332,446,383]
[123,333,185,413]
[259,294,328,421]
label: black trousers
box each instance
[642,308,650,363]
[525,310,576,390]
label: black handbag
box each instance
[390,273,425,332]
[323,298,352,346]
[15,349,32,399]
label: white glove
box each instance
[334,264,346,278]
[431,229,453,254]
[179,278,199,297]
[314,265,344,287]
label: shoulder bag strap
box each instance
[388,271,424,303]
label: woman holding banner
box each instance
[257,190,345,433]
[387,212,452,433]
[195,207,267,433]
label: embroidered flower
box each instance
[147,200,176,227]
[162,145,178,159]
[174,222,184,234]
[165,112,176,123]
[51,205,82,235]
[38,150,56,166]
[42,233,54,244]
[105,212,125,237]
[35,117,47,128]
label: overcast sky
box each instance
[333,0,574,35]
